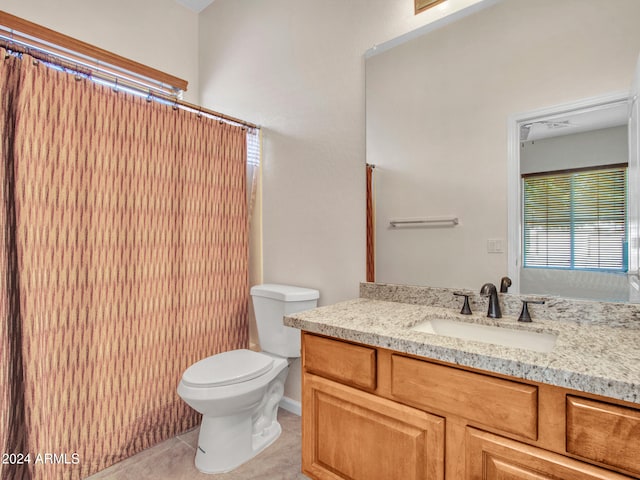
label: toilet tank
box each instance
[250,284,319,358]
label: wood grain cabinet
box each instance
[303,333,377,391]
[566,396,640,476]
[390,354,538,440]
[302,374,445,480]
[466,428,631,480]
[301,333,640,480]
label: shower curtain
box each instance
[0,48,249,480]
[366,164,375,283]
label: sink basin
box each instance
[411,318,557,353]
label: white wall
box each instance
[198,0,484,402]
[521,126,628,174]
[367,0,640,291]
[0,0,200,103]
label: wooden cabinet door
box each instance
[466,428,633,480]
[302,373,445,480]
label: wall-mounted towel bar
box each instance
[389,217,459,227]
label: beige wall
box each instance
[1,0,200,103]
[198,0,485,402]
[367,0,640,291]
[0,0,490,404]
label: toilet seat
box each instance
[181,349,274,388]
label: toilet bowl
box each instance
[177,284,319,474]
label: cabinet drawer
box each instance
[566,396,640,475]
[391,354,538,439]
[467,428,632,480]
[303,333,376,390]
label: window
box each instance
[523,166,627,272]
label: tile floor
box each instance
[87,409,309,479]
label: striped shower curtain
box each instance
[0,48,249,479]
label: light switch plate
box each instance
[487,239,504,253]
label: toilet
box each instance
[177,284,319,474]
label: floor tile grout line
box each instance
[176,433,197,450]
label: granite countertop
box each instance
[285,296,640,404]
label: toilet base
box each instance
[193,367,287,474]
[194,414,282,474]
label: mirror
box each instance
[366,0,640,301]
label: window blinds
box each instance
[523,166,627,271]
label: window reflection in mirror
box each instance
[514,100,632,302]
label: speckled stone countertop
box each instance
[284,283,640,404]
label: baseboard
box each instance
[279,396,301,416]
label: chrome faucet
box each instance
[480,283,502,318]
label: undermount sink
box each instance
[411,318,557,353]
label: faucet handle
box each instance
[518,299,545,323]
[453,292,472,315]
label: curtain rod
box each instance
[164,97,260,131]
[0,10,260,131]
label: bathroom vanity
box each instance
[285,283,640,480]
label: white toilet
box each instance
[177,284,319,474]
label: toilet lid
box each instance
[181,349,274,387]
